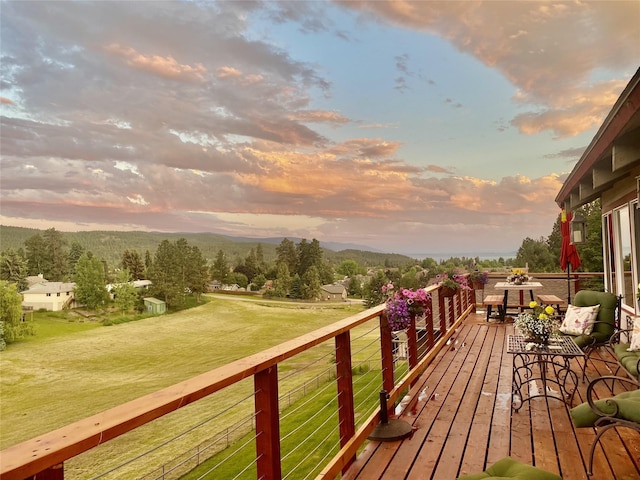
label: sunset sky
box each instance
[1,1,639,257]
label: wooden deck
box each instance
[343,313,640,480]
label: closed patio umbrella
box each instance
[560,210,582,304]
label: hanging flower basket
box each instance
[440,286,457,298]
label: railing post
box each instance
[407,315,418,387]
[335,331,355,472]
[379,313,395,416]
[254,366,281,480]
[26,463,64,480]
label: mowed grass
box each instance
[0,295,365,467]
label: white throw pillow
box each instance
[559,304,600,336]
[628,320,640,352]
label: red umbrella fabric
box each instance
[560,210,581,304]
[560,210,582,271]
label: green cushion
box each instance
[572,290,617,338]
[457,457,562,480]
[571,389,640,427]
[614,343,640,377]
[563,291,618,348]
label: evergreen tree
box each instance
[0,248,28,291]
[24,233,47,276]
[276,238,297,275]
[185,244,209,302]
[68,241,86,275]
[255,244,266,274]
[273,262,291,298]
[289,274,303,299]
[301,265,322,300]
[347,276,363,298]
[211,249,229,283]
[148,240,183,306]
[242,248,259,282]
[74,253,108,310]
[122,250,145,280]
[43,228,69,281]
[363,270,388,308]
[0,280,35,348]
[144,250,152,270]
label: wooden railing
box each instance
[0,285,476,480]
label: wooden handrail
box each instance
[0,284,474,480]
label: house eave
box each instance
[556,67,640,211]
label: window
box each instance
[610,205,636,310]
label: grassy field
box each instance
[1,295,368,477]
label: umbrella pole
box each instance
[567,263,571,305]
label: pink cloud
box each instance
[103,43,207,82]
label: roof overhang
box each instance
[555,67,640,211]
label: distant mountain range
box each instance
[0,225,412,268]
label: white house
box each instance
[21,281,76,311]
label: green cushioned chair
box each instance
[456,457,562,480]
[570,375,640,475]
[560,290,620,380]
[565,290,619,349]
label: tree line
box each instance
[0,200,603,349]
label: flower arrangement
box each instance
[469,270,489,287]
[507,268,530,285]
[436,271,471,292]
[382,283,432,331]
[514,301,558,346]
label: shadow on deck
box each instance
[343,312,640,480]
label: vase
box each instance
[472,280,484,290]
[523,331,551,345]
[514,278,523,285]
[441,286,457,298]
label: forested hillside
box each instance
[0,225,415,269]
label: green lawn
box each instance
[0,295,369,478]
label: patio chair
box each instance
[570,375,640,475]
[456,456,561,479]
[558,290,621,378]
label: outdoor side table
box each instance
[507,335,584,411]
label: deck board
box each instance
[343,313,640,480]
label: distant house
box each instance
[21,280,76,311]
[132,279,152,290]
[107,279,152,299]
[321,284,347,302]
[143,297,166,315]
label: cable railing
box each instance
[0,283,475,480]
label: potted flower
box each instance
[436,270,470,298]
[382,283,432,331]
[507,268,530,285]
[469,270,489,290]
[514,301,557,346]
